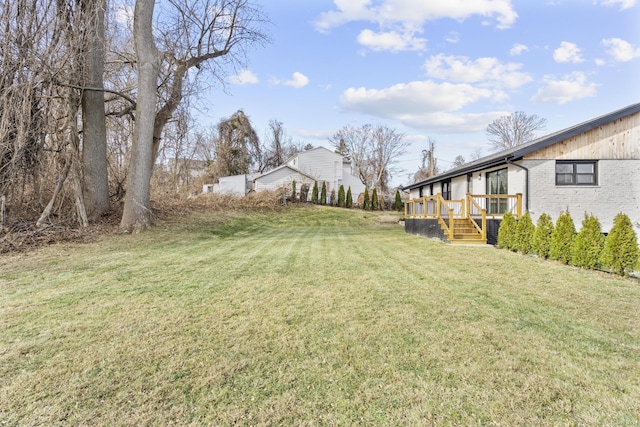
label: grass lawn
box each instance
[1,205,639,426]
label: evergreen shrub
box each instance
[371,188,379,211]
[338,185,345,208]
[571,213,605,270]
[497,212,516,250]
[311,182,318,204]
[515,211,535,254]
[394,190,402,211]
[320,182,327,205]
[346,187,353,208]
[363,188,370,210]
[600,212,640,276]
[532,213,554,259]
[549,210,576,264]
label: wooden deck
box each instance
[405,193,523,245]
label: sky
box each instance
[196,0,640,187]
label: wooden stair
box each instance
[442,218,486,245]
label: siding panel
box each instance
[524,111,640,160]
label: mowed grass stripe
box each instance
[1,206,639,426]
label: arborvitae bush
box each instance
[346,187,353,208]
[363,188,370,210]
[515,211,535,254]
[532,213,554,259]
[600,212,640,276]
[330,189,336,206]
[291,181,297,203]
[571,213,605,270]
[371,188,379,211]
[338,185,345,208]
[394,190,402,211]
[497,212,516,250]
[320,182,327,205]
[549,210,576,264]
[311,182,319,204]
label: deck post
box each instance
[465,193,471,219]
[481,210,487,241]
[516,193,523,218]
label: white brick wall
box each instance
[524,159,640,232]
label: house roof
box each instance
[253,164,317,182]
[403,102,640,191]
[283,145,344,165]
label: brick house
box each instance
[402,103,640,245]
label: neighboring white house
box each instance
[263,146,365,202]
[203,173,259,196]
[253,165,316,194]
[403,103,640,244]
[207,146,366,204]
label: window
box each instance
[441,179,451,200]
[555,161,597,185]
[486,168,508,214]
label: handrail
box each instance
[467,194,487,241]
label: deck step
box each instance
[440,217,487,245]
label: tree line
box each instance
[290,180,404,212]
[0,0,269,232]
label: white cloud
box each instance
[423,54,533,89]
[602,38,640,62]
[553,41,584,63]
[313,0,374,33]
[600,0,636,10]
[398,111,509,132]
[339,80,505,132]
[229,69,259,86]
[445,31,460,44]
[357,29,427,52]
[510,43,528,56]
[314,0,519,49]
[272,72,310,88]
[531,72,598,104]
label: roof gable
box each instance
[254,164,316,182]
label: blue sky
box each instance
[199,0,639,186]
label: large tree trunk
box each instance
[81,0,109,221]
[120,0,159,232]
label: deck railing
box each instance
[405,193,522,220]
[405,193,522,241]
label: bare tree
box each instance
[121,0,269,231]
[330,124,408,192]
[261,120,299,172]
[413,139,438,183]
[486,111,547,151]
[120,0,159,232]
[450,155,466,169]
[369,125,408,193]
[81,0,109,221]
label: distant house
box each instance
[203,173,259,196]
[267,146,365,203]
[253,165,317,194]
[208,146,366,204]
[403,103,640,245]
